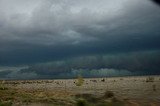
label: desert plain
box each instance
[0,75,160,106]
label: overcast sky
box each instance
[0,0,160,79]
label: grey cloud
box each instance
[0,0,160,69]
[0,50,160,79]
[0,68,134,80]
[69,68,135,78]
[17,50,160,79]
[6,71,38,80]
[1,0,160,45]
[0,66,28,79]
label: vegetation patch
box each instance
[146,77,155,82]
[75,91,125,106]
[0,100,12,106]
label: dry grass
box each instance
[0,86,125,106]
[0,86,75,106]
[0,76,160,105]
[75,91,125,106]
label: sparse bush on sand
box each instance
[152,84,156,91]
[0,86,8,90]
[101,78,105,82]
[120,78,123,80]
[146,76,155,82]
[103,91,114,98]
[75,75,84,86]
[0,81,8,90]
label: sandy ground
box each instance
[2,75,160,106]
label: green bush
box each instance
[76,98,87,106]
[0,100,12,106]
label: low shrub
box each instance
[152,84,156,91]
[146,77,155,82]
[76,98,87,106]
[0,85,8,90]
[0,100,12,106]
[103,91,114,98]
[75,94,99,103]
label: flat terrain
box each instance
[0,75,160,106]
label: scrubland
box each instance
[0,76,160,106]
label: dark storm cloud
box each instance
[0,0,160,79]
[21,50,160,74]
[152,0,160,5]
[1,50,159,79]
[0,0,160,64]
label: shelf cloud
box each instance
[0,0,160,79]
